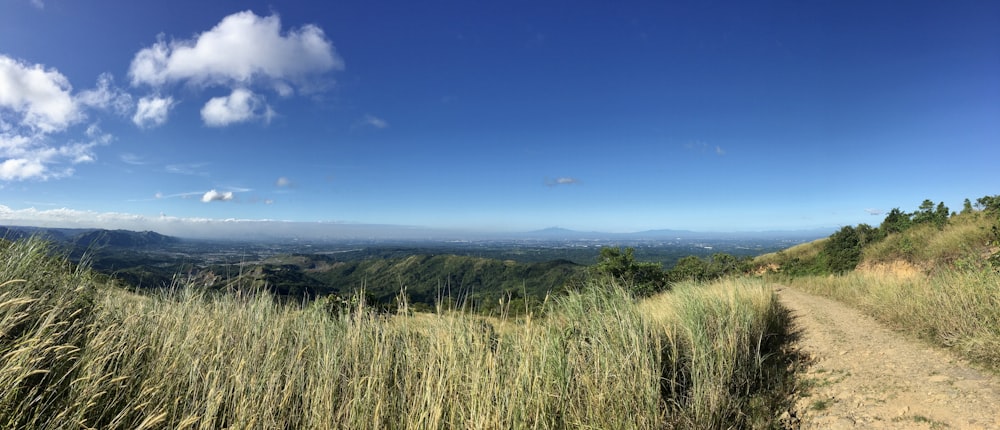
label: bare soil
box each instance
[775,286,1000,429]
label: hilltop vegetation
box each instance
[0,237,796,429]
[246,253,587,313]
[757,194,1000,371]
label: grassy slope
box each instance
[760,212,1000,371]
[0,238,795,429]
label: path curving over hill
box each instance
[775,286,1000,429]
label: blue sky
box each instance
[0,0,997,238]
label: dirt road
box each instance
[774,286,1000,429]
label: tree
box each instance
[707,252,738,278]
[933,202,950,229]
[854,223,884,247]
[912,199,937,224]
[668,255,709,283]
[594,247,667,295]
[961,198,973,215]
[824,225,862,273]
[976,195,1000,213]
[880,208,911,235]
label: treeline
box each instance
[587,246,755,297]
[770,194,1000,276]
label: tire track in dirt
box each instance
[774,286,1000,429]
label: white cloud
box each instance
[120,153,147,165]
[132,95,174,128]
[0,55,79,133]
[128,11,343,90]
[546,177,581,186]
[30,0,44,9]
[0,56,129,181]
[363,114,388,129]
[200,88,271,127]
[201,189,234,202]
[0,158,45,181]
[865,208,883,216]
[164,162,208,176]
[275,176,292,187]
[127,10,341,128]
[76,73,133,116]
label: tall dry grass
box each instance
[787,268,1000,371]
[1,238,794,429]
[863,214,995,268]
[783,211,1000,371]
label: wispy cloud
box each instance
[29,0,43,10]
[128,10,342,127]
[275,176,293,187]
[164,162,209,176]
[76,73,133,116]
[865,208,883,216]
[545,177,581,187]
[684,141,726,156]
[361,114,388,129]
[120,153,148,165]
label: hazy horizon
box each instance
[0,204,838,242]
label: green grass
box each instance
[809,399,831,411]
[0,238,795,429]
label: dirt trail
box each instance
[774,286,1000,429]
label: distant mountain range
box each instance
[520,226,833,241]
[0,226,178,249]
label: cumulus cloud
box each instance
[132,95,174,128]
[128,11,342,90]
[0,158,46,181]
[201,189,234,202]
[200,88,272,126]
[0,55,79,133]
[126,10,342,128]
[546,177,581,187]
[0,55,122,181]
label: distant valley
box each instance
[0,225,823,309]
